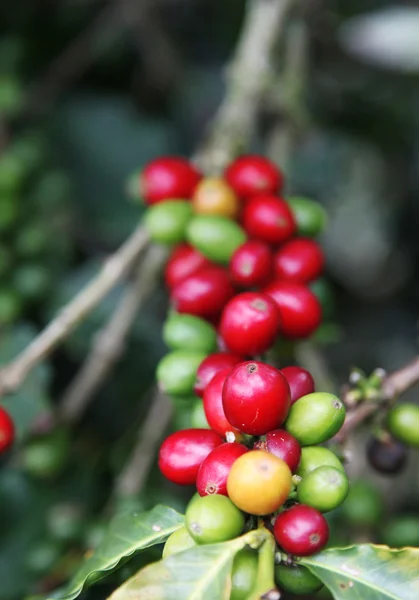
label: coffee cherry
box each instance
[255,429,301,473]
[296,446,344,479]
[164,244,211,289]
[194,352,242,398]
[163,526,196,558]
[387,403,419,447]
[230,550,258,600]
[192,177,240,218]
[273,504,329,556]
[156,350,208,397]
[382,515,419,548]
[225,155,283,199]
[285,392,345,445]
[367,436,408,475]
[185,494,244,544]
[196,442,248,496]
[158,429,222,485]
[171,266,234,320]
[273,238,324,284]
[297,466,349,512]
[227,450,292,515]
[287,196,327,238]
[242,195,296,245]
[223,361,290,436]
[0,407,15,453]
[22,429,69,479]
[140,157,201,205]
[275,563,323,594]
[163,313,217,353]
[186,215,247,264]
[280,366,315,405]
[264,281,322,338]
[203,369,242,438]
[310,277,335,320]
[190,398,209,429]
[229,240,273,288]
[219,292,280,356]
[341,479,383,528]
[144,200,192,244]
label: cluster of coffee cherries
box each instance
[138,155,348,595]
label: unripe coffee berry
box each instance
[192,177,240,218]
[185,494,244,544]
[387,403,419,447]
[285,392,345,445]
[186,215,246,264]
[297,465,349,512]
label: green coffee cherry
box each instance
[185,495,245,544]
[22,429,70,479]
[387,404,419,447]
[163,526,196,558]
[341,480,383,528]
[298,466,349,512]
[156,350,207,396]
[287,196,327,237]
[297,446,344,478]
[231,549,258,600]
[285,392,346,445]
[275,563,323,594]
[190,399,209,429]
[163,313,217,353]
[13,264,51,300]
[382,515,419,548]
[186,215,246,263]
[144,200,192,244]
[310,278,335,320]
[0,288,22,325]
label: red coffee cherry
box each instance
[219,292,280,356]
[0,407,15,453]
[273,238,324,284]
[158,429,222,486]
[203,369,241,438]
[255,429,301,473]
[264,281,322,339]
[164,244,211,289]
[194,352,242,398]
[140,157,201,205]
[196,442,248,497]
[273,504,329,556]
[242,195,296,245]
[280,366,315,405]
[229,241,273,288]
[223,361,291,436]
[225,155,283,199]
[171,266,234,320]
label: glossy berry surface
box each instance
[275,564,323,594]
[156,350,208,397]
[185,494,244,544]
[227,450,292,515]
[367,436,408,475]
[231,549,259,600]
[297,465,349,512]
[196,442,248,496]
[219,292,280,356]
[229,240,273,288]
[203,369,241,438]
[140,157,201,205]
[192,177,240,218]
[225,155,283,199]
[0,406,15,453]
[280,366,315,405]
[170,266,234,320]
[287,196,328,238]
[164,244,211,289]
[264,280,322,338]
[255,429,301,473]
[273,504,329,556]
[387,403,419,447]
[297,446,344,478]
[273,238,324,284]
[194,352,242,398]
[163,313,217,353]
[285,392,345,446]
[186,215,246,264]
[242,195,296,245]
[144,200,192,245]
[223,361,290,436]
[158,429,222,485]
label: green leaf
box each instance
[47,505,184,600]
[302,544,419,600]
[107,536,249,600]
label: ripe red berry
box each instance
[273,238,324,284]
[158,429,222,486]
[223,361,291,436]
[273,504,329,556]
[280,366,315,405]
[0,407,15,453]
[194,352,242,398]
[171,266,234,320]
[140,157,201,205]
[164,244,211,289]
[219,292,280,356]
[225,155,283,199]
[203,369,241,438]
[242,195,296,245]
[264,281,322,339]
[196,442,248,497]
[229,241,273,288]
[255,429,301,473]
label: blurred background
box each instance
[1,1,419,599]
